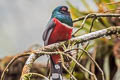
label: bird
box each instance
[42,6,73,80]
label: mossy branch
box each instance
[38,26,120,52]
[20,26,120,80]
[1,26,120,80]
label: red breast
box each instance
[48,18,73,45]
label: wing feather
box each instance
[42,20,55,45]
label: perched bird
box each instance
[42,6,73,80]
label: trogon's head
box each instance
[51,6,73,26]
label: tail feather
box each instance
[50,62,63,80]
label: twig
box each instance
[71,43,80,74]
[79,42,90,62]
[77,14,96,61]
[22,72,49,80]
[103,9,120,13]
[65,48,104,80]
[72,15,96,71]
[91,46,96,80]
[71,15,95,75]
[76,14,97,62]
[70,42,89,77]
[89,15,97,32]
[106,1,120,5]
[73,13,120,23]
[77,15,96,60]
[63,52,97,80]
[72,16,97,76]
[81,49,105,80]
[72,13,96,36]
[1,53,30,80]
[60,51,77,80]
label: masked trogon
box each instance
[42,6,73,80]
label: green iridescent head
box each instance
[51,6,73,27]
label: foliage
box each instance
[66,0,120,80]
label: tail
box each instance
[50,55,63,80]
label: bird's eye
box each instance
[60,7,69,14]
[61,7,67,11]
[59,7,70,14]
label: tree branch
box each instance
[73,13,120,23]
[2,26,120,80]
[1,53,30,80]
[20,26,120,80]
[21,53,39,80]
[38,26,120,52]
